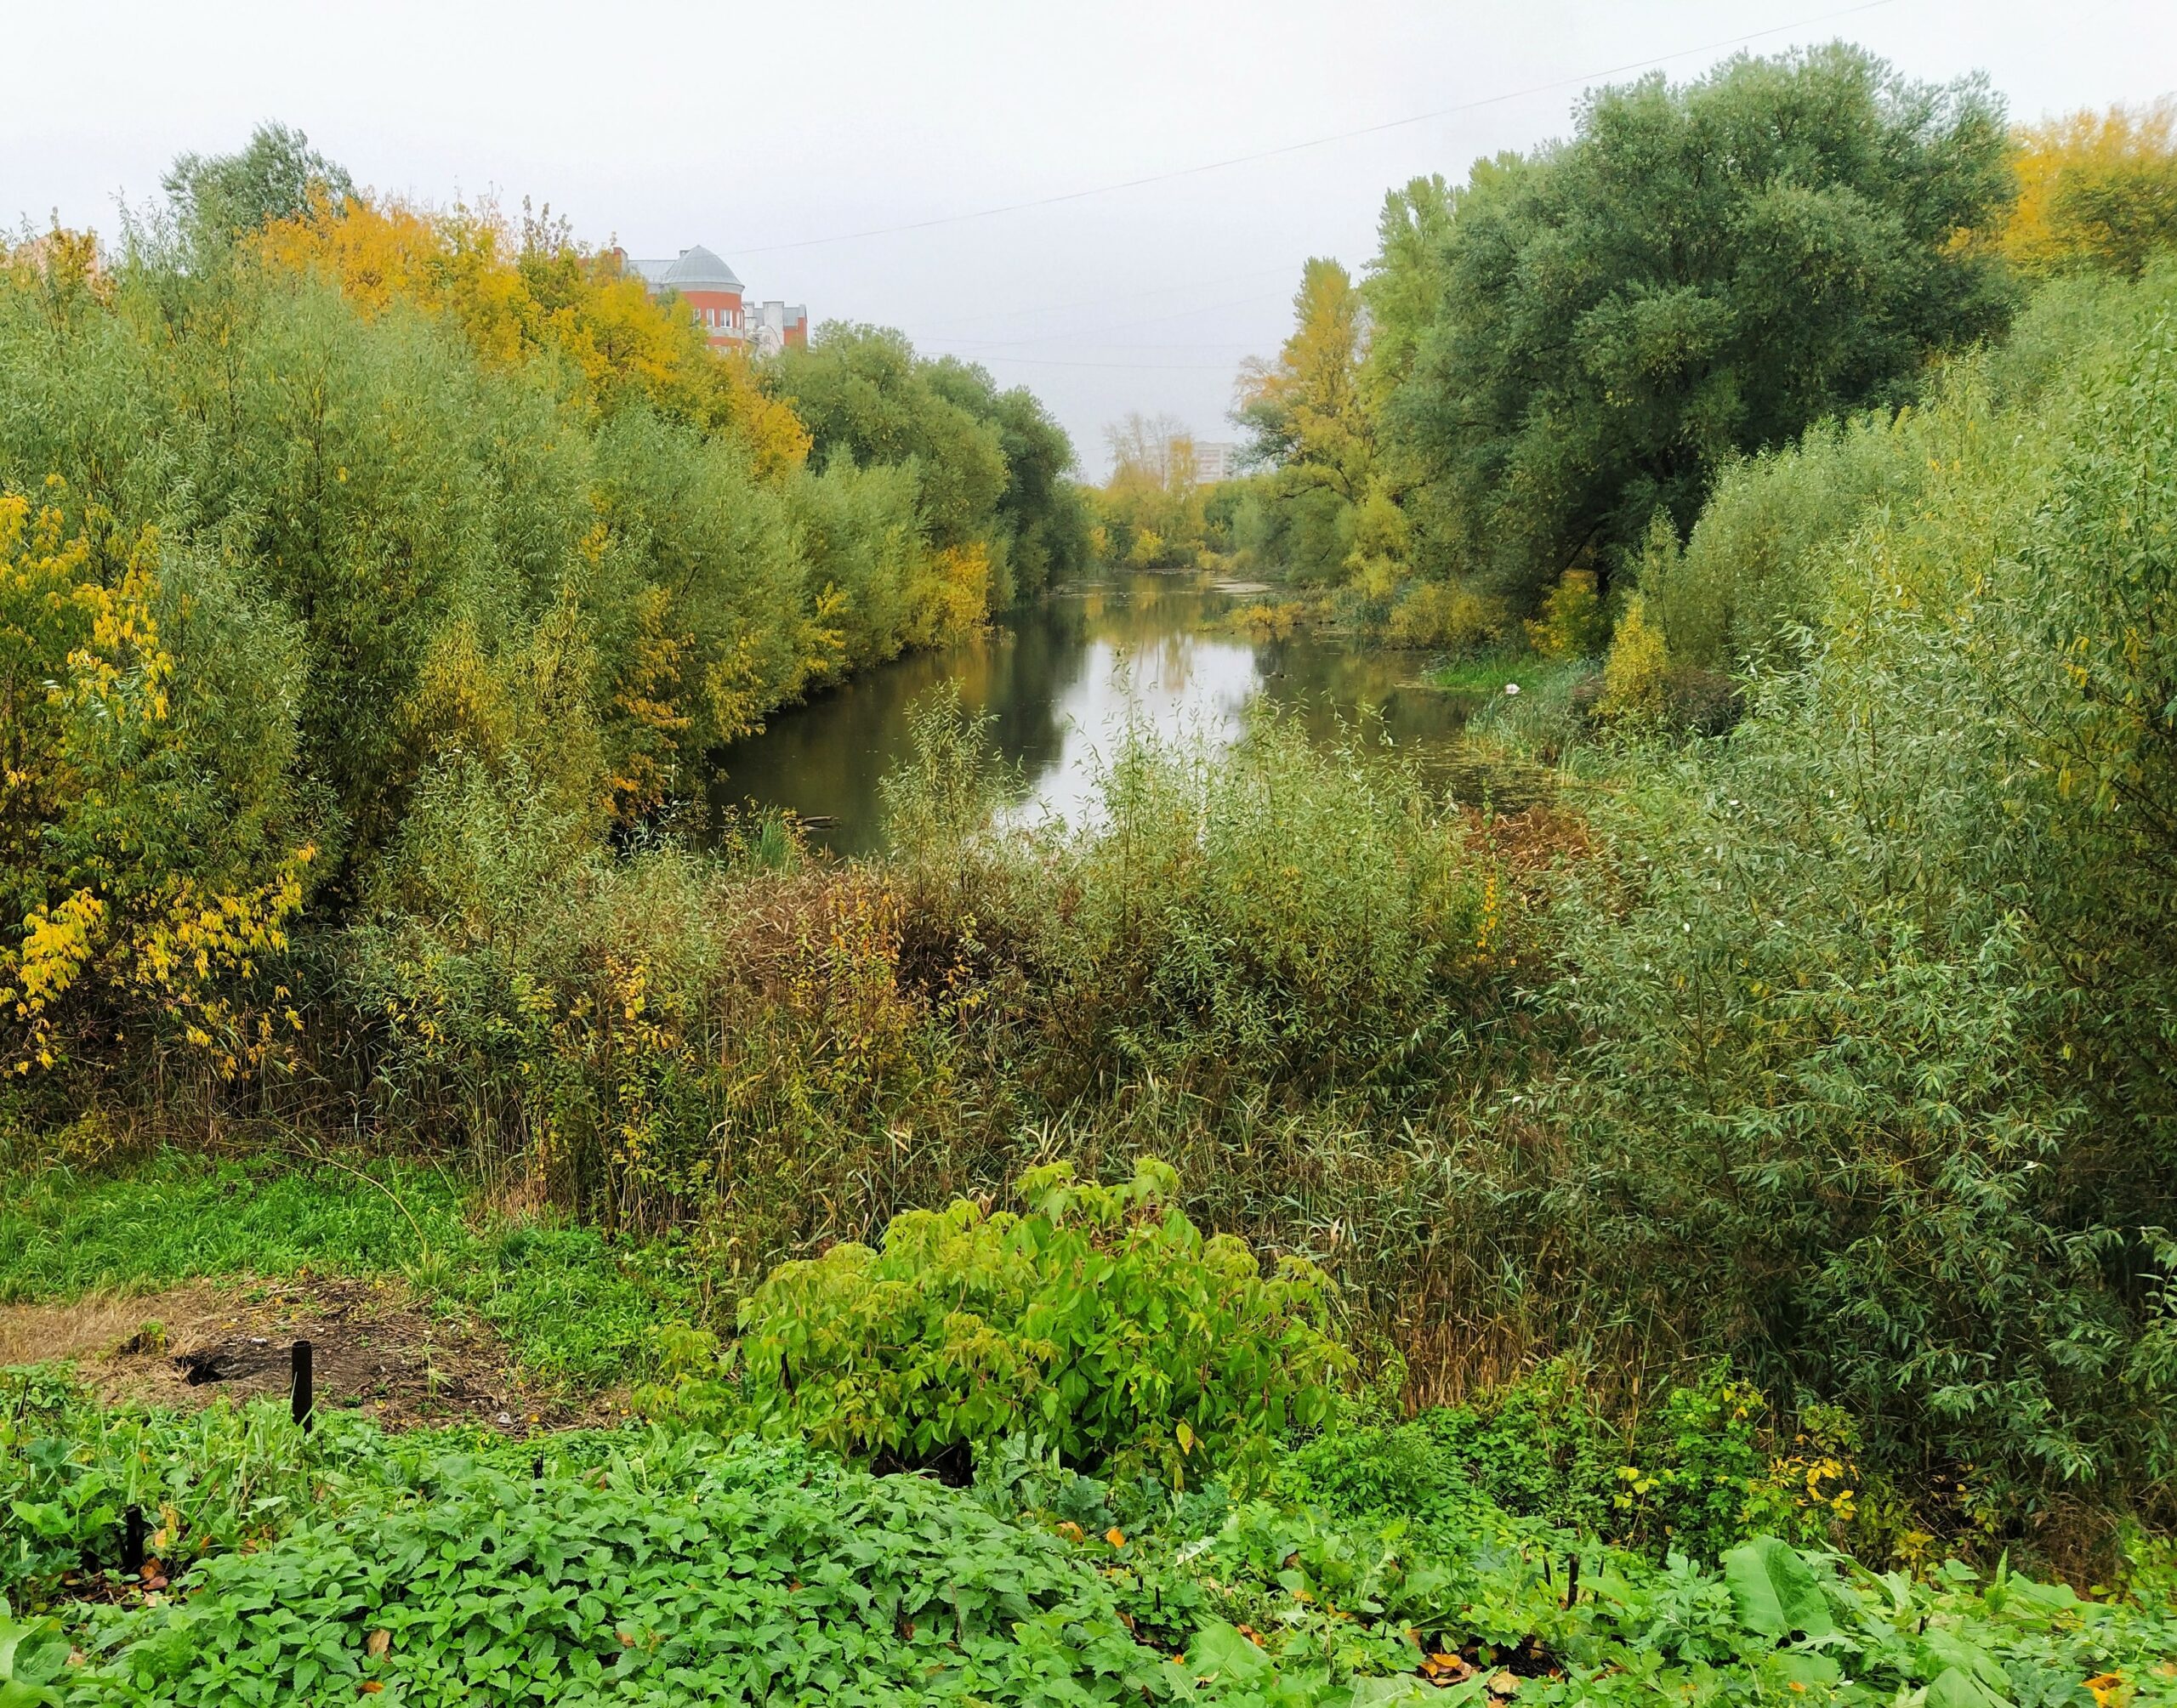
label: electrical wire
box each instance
[732,0,1901,257]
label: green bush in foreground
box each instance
[646,1158,1350,1489]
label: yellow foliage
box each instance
[1997,100,2177,277]
[1525,570,1608,660]
[1386,581,1502,651]
[3,224,115,327]
[909,543,992,647]
[254,195,811,474]
[14,892,104,1026]
[0,487,314,1075]
[403,615,518,765]
[1236,258,1373,501]
[1233,602,1307,641]
[1599,594,1672,722]
[606,583,695,825]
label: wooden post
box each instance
[291,1339,314,1433]
[1564,1550,1580,1610]
[122,1503,147,1575]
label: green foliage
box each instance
[81,1435,1176,1706]
[1532,266,2177,1517]
[1025,707,1511,1088]
[773,327,1090,606]
[658,1158,1350,1489]
[0,1597,70,1707]
[0,1149,686,1387]
[162,122,355,246]
[0,1153,459,1302]
[1636,407,1930,675]
[14,1385,2177,1708]
[1375,45,2012,608]
[1,1376,363,1614]
[1722,1535,1833,1639]
[1299,1364,1856,1565]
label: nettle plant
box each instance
[652,1159,1351,1489]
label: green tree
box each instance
[924,356,1092,601]
[770,325,1009,553]
[1360,173,1458,419]
[1384,43,2014,608]
[162,122,356,243]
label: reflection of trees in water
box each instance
[979,600,1088,775]
[709,572,1542,854]
[712,596,1095,852]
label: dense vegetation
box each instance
[0,122,1088,1080]
[8,1172,2177,1703]
[6,52,2177,1707]
[13,1386,2176,1705]
[1225,52,2177,646]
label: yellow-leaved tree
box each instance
[1236,258,1374,503]
[1998,100,2177,278]
[254,194,811,475]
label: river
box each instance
[708,571,1549,855]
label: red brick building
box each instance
[628,245,805,354]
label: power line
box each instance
[937,354,1249,372]
[734,0,1901,258]
[907,263,1301,332]
[933,289,1293,351]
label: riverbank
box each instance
[708,570,1554,854]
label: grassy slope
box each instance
[0,1148,691,1388]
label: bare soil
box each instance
[0,1275,615,1433]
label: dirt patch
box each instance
[0,1276,615,1433]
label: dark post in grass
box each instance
[292,1339,314,1433]
[121,1504,147,1575]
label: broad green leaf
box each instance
[1189,1620,1274,1686]
[1723,1536,1833,1638]
[1926,1665,2013,1708]
[1348,1677,1438,1706]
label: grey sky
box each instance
[9,1,2172,474]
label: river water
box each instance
[708,572,1549,855]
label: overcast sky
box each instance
[8,0,2173,474]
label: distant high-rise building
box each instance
[623,244,806,355]
[1191,440,1247,484]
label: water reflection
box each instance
[708,572,1544,854]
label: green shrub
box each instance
[1596,593,1671,723]
[1384,580,1503,651]
[1523,570,1607,660]
[650,1158,1350,1489]
[1637,406,1926,674]
[1297,1363,1873,1565]
[1532,270,2177,1527]
[1026,706,1511,1089]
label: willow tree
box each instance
[1379,43,2015,607]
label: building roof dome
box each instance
[662,245,743,292]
